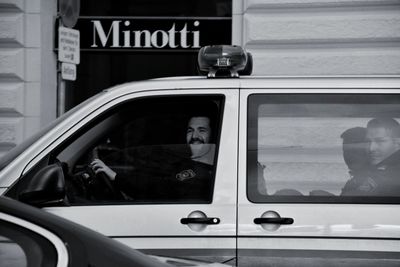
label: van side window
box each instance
[247,94,400,203]
[60,95,224,204]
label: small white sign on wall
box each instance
[58,26,80,64]
[61,62,77,81]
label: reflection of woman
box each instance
[308,127,369,197]
[341,127,369,175]
[340,127,371,195]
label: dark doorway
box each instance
[64,0,232,110]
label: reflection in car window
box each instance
[0,235,27,267]
[61,95,224,204]
[247,94,400,203]
[0,220,57,267]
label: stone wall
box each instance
[233,0,400,75]
[0,0,57,157]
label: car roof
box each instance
[103,75,400,97]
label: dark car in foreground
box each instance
[0,196,172,267]
[1,196,229,267]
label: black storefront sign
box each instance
[76,17,232,52]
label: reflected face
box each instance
[366,127,400,165]
[186,117,211,145]
[342,142,369,171]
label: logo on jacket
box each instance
[176,169,196,181]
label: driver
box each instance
[89,115,216,202]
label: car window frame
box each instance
[14,93,226,206]
[247,92,400,204]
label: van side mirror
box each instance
[19,163,66,207]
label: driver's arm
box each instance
[90,159,117,181]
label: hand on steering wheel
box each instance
[90,159,117,181]
[86,158,125,200]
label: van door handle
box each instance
[180,217,220,225]
[254,217,294,225]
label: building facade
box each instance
[0,0,57,157]
[0,0,399,156]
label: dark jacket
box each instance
[113,145,214,203]
[341,149,400,196]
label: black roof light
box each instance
[197,45,253,78]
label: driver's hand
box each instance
[90,159,117,181]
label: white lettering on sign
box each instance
[91,20,200,49]
[58,26,80,64]
[61,62,77,81]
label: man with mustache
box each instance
[90,115,215,201]
[186,116,215,165]
[341,118,400,196]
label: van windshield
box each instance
[0,93,104,172]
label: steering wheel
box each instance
[70,147,125,201]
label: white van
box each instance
[1,46,400,266]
